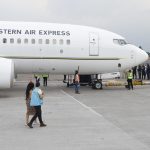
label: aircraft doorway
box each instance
[89,32,99,56]
[130,50,136,64]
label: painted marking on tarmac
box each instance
[61,90,103,118]
[61,90,150,150]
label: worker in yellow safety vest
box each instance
[34,74,41,84]
[127,70,133,90]
[42,74,49,86]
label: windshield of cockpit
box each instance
[113,39,127,45]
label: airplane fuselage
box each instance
[0,21,147,75]
[0,21,148,88]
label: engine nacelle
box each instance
[0,58,14,88]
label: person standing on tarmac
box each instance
[137,65,142,79]
[127,70,133,90]
[74,70,80,94]
[34,74,41,84]
[42,74,49,86]
[146,64,150,80]
[132,66,137,79]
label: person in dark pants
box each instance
[42,74,49,86]
[34,74,40,82]
[74,70,80,94]
[146,64,150,80]
[141,65,146,80]
[127,70,133,90]
[27,82,46,128]
[137,65,142,79]
[132,66,137,79]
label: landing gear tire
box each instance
[92,81,103,89]
[95,82,102,89]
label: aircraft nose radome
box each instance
[137,49,149,64]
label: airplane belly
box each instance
[14,59,124,74]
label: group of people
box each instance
[126,64,150,90]
[25,80,46,128]
[25,71,80,128]
[132,64,150,80]
[34,74,49,86]
[25,68,141,128]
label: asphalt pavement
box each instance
[0,80,150,150]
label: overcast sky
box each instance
[0,0,149,51]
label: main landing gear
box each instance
[63,74,103,90]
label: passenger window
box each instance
[24,39,28,44]
[10,38,14,44]
[17,38,21,44]
[3,38,7,43]
[66,39,70,45]
[59,39,63,45]
[31,39,35,44]
[45,39,50,44]
[53,39,57,45]
[39,39,42,44]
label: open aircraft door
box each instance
[89,32,99,56]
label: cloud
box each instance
[0,0,48,21]
[0,0,149,50]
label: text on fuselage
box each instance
[0,29,70,36]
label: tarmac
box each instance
[1,79,150,150]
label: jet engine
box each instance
[0,58,14,88]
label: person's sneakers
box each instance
[27,123,33,128]
[75,91,80,94]
[40,123,47,127]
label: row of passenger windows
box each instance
[2,38,71,45]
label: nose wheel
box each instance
[92,79,103,89]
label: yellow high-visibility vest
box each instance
[42,74,49,78]
[127,72,133,79]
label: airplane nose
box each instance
[136,48,149,64]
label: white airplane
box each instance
[0,21,148,88]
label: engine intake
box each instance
[0,58,14,88]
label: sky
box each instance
[0,0,149,51]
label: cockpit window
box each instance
[113,39,120,45]
[113,39,127,45]
[119,39,127,45]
